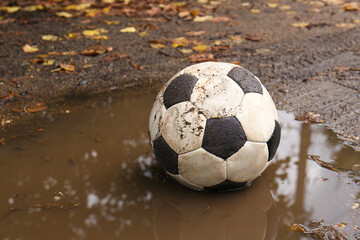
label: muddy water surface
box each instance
[0,92,359,240]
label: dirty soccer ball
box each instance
[149,62,281,191]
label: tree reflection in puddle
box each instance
[0,93,359,240]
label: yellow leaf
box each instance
[23,5,43,12]
[0,6,20,13]
[82,28,108,37]
[139,31,148,37]
[60,62,75,71]
[292,22,309,28]
[280,5,291,10]
[336,23,355,28]
[193,15,213,22]
[174,2,187,7]
[322,0,343,4]
[355,19,360,24]
[65,3,92,11]
[85,9,99,17]
[250,9,261,13]
[150,43,166,49]
[171,37,190,48]
[68,33,79,38]
[43,59,55,66]
[210,1,221,5]
[286,11,296,15]
[179,48,193,54]
[343,2,359,11]
[192,44,210,52]
[22,44,39,53]
[267,3,278,8]
[56,11,73,18]
[104,20,119,25]
[41,35,60,41]
[62,51,77,55]
[120,27,137,33]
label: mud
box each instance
[0,92,359,239]
[0,0,359,149]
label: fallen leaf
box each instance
[292,22,309,28]
[179,48,193,54]
[188,53,216,62]
[186,30,206,36]
[43,59,55,66]
[0,89,15,100]
[68,33,81,38]
[65,3,92,11]
[150,43,166,49]
[0,18,15,24]
[228,35,244,44]
[25,102,47,113]
[82,28,108,36]
[81,46,110,56]
[308,155,341,172]
[62,51,77,55]
[355,19,360,24]
[286,11,296,15]
[129,61,144,71]
[295,112,324,123]
[23,5,43,12]
[193,15,213,22]
[256,48,271,54]
[250,9,261,13]
[336,23,355,28]
[267,3,278,8]
[22,44,39,53]
[245,34,262,41]
[41,35,60,41]
[178,11,190,18]
[170,37,190,48]
[290,224,306,233]
[280,5,291,10]
[120,27,137,33]
[343,2,358,11]
[60,62,76,71]
[55,11,73,18]
[103,20,119,25]
[29,58,45,64]
[0,6,20,13]
[212,16,231,23]
[192,44,210,52]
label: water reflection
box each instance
[0,93,359,239]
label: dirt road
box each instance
[0,0,359,149]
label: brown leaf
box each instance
[0,89,15,100]
[185,30,206,37]
[343,2,359,11]
[295,112,324,123]
[25,102,47,113]
[60,62,76,72]
[81,46,110,56]
[129,61,144,71]
[188,53,216,62]
[308,155,341,172]
[245,34,263,42]
[145,7,161,16]
[0,18,15,24]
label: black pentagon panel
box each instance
[153,136,179,174]
[163,74,199,109]
[204,180,247,192]
[202,117,247,160]
[227,67,263,94]
[267,121,281,161]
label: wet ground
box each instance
[0,92,359,240]
[0,0,360,149]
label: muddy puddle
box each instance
[0,92,359,240]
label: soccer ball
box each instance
[149,62,281,191]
